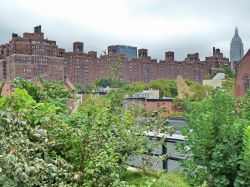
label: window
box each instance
[244,75,250,93]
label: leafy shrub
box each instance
[181,90,249,186]
[14,78,75,114]
[0,80,178,186]
[0,110,75,186]
[66,97,148,186]
[234,126,250,186]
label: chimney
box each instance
[138,48,148,57]
[12,33,18,38]
[165,51,174,61]
[34,25,42,33]
[213,47,215,56]
[216,48,220,54]
[73,42,84,52]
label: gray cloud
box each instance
[0,0,249,61]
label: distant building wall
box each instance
[125,98,174,116]
[235,50,250,97]
[4,54,64,82]
[0,26,231,86]
[144,99,174,116]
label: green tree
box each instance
[101,50,124,88]
[14,78,75,114]
[223,67,235,79]
[181,90,249,187]
[148,79,177,98]
[121,82,147,95]
[176,76,194,99]
[120,80,177,98]
[67,97,146,186]
[0,89,76,186]
[188,81,213,101]
[96,78,113,88]
[234,126,250,186]
[75,83,95,93]
[222,78,235,96]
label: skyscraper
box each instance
[230,27,244,70]
[108,45,137,60]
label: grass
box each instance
[121,170,190,187]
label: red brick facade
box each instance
[0,26,65,82]
[235,50,250,97]
[144,99,174,116]
[125,98,174,116]
[0,26,230,85]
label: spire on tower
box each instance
[235,26,238,36]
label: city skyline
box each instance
[0,25,230,85]
[1,0,250,60]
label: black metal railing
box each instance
[129,133,185,172]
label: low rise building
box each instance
[132,89,159,99]
[203,73,225,88]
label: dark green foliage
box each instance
[0,86,141,186]
[121,82,147,95]
[121,79,177,98]
[96,78,124,88]
[234,126,250,187]
[222,78,235,95]
[148,79,177,98]
[14,78,75,114]
[185,80,213,101]
[0,88,35,111]
[74,83,95,93]
[0,90,75,186]
[67,97,146,186]
[96,78,113,88]
[223,67,235,79]
[14,78,42,102]
[181,90,249,187]
[1,80,163,186]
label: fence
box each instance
[129,132,185,172]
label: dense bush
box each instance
[67,98,147,186]
[14,78,75,114]
[0,81,156,186]
[0,89,75,186]
[234,126,250,186]
[181,90,250,187]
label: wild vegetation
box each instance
[180,90,250,187]
[0,79,177,186]
[2,68,250,187]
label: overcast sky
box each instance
[0,0,249,60]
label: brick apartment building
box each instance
[0,25,230,85]
[157,48,229,83]
[123,49,158,83]
[65,42,99,84]
[0,25,65,82]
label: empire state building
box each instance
[230,27,244,70]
